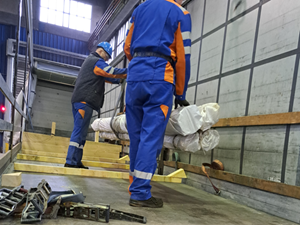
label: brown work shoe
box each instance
[129,197,163,208]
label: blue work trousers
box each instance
[126,81,173,201]
[66,102,93,166]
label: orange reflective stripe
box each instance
[160,105,169,119]
[94,66,126,79]
[81,102,86,104]
[124,23,134,61]
[164,62,174,83]
[183,10,189,15]
[175,22,186,96]
[78,109,85,119]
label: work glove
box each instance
[174,99,190,109]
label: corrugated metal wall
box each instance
[19,27,89,67]
[0,23,90,147]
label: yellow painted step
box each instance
[21,149,128,164]
[14,163,184,183]
[22,132,122,154]
[17,154,130,170]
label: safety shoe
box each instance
[77,164,89,169]
[129,197,163,208]
[64,163,78,168]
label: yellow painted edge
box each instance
[17,154,130,170]
[14,163,182,183]
[20,150,124,163]
[166,168,187,178]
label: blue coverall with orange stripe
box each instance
[124,0,191,201]
[66,54,127,166]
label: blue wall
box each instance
[0,23,89,150]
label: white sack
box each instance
[200,129,220,151]
[174,133,201,153]
[165,105,202,136]
[91,115,127,133]
[198,103,220,131]
[163,133,201,153]
[163,135,175,149]
[112,114,127,133]
[91,118,112,132]
[99,132,130,141]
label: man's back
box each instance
[124,0,191,93]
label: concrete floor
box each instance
[0,170,297,225]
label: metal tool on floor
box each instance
[21,179,52,223]
[43,196,61,219]
[59,201,147,224]
[59,202,110,223]
[202,160,224,195]
[0,186,27,218]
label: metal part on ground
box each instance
[59,202,110,223]
[21,179,52,223]
[43,196,61,219]
[58,202,147,224]
[110,209,147,224]
[0,186,27,218]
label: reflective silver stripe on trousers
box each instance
[129,170,134,176]
[69,141,83,149]
[134,170,152,180]
[184,46,191,55]
[181,31,191,41]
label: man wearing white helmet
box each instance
[65,42,127,169]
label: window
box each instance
[40,0,92,33]
[107,36,116,64]
[116,18,130,57]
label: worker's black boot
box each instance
[77,164,89,169]
[129,197,163,208]
[64,163,78,168]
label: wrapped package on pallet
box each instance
[163,133,201,153]
[163,135,175,149]
[200,129,220,151]
[112,114,128,133]
[99,132,130,141]
[91,115,127,133]
[198,103,220,131]
[91,118,112,132]
[165,105,202,136]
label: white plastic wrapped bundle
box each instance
[91,118,112,132]
[112,114,128,133]
[163,135,175,149]
[200,129,220,151]
[99,132,130,141]
[174,133,201,153]
[198,103,220,131]
[163,133,201,153]
[165,105,202,136]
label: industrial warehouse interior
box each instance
[0,0,300,224]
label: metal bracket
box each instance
[0,186,27,218]
[21,179,51,223]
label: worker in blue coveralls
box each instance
[65,42,127,169]
[124,0,191,208]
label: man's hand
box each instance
[174,99,190,109]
